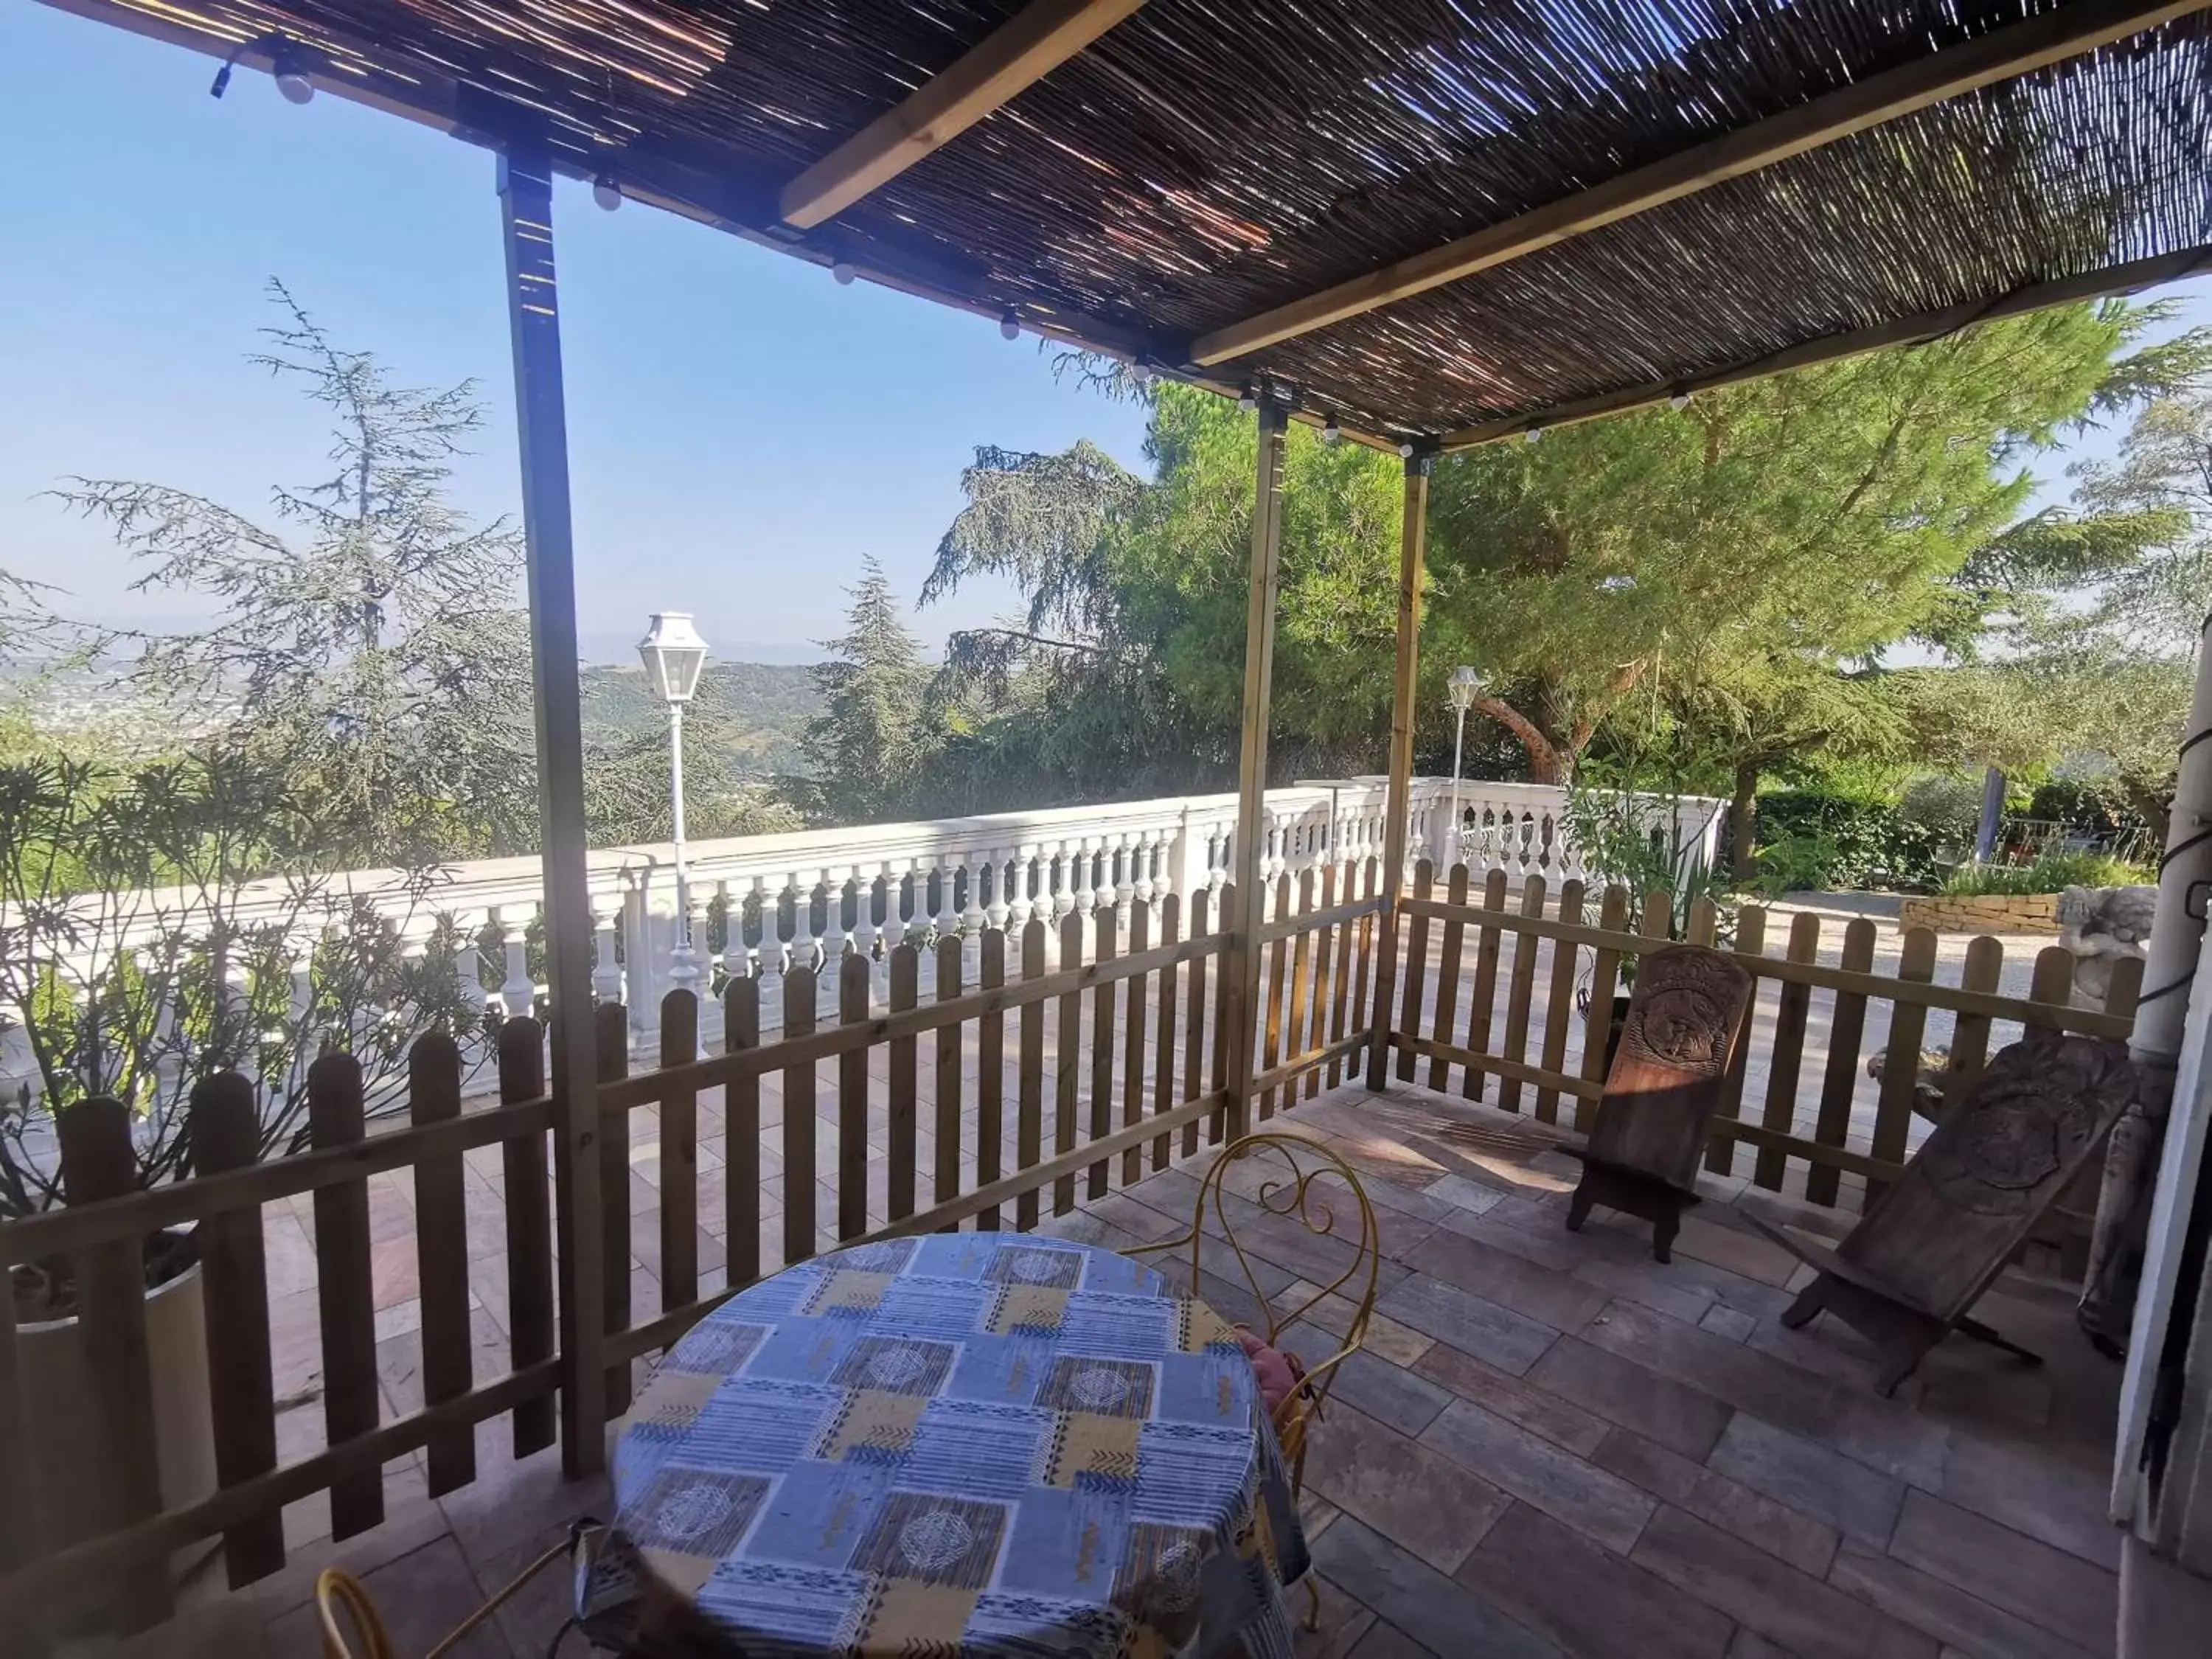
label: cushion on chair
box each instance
[1234,1327,1307,1416]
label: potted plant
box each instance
[0,748,484,1548]
[1565,781,1736,1075]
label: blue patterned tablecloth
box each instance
[582,1234,1309,1657]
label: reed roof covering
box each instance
[51,0,2212,449]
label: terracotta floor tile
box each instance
[1377,1271,1560,1376]
[1419,1399,1656,1554]
[1456,1500,1735,1659]
[1308,1515,1559,1659]
[1594,1427,1838,1579]
[1886,1492,2115,1655]
[1631,1506,1939,1659]
[1707,1413,1906,1549]
[1937,1431,2122,1572]
[1402,1228,1611,1332]
[1528,1336,1735,1461]
[1409,1341,1611,1456]
[1826,1540,2102,1659]
[1305,1401,1512,1572]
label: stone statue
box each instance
[2057,883,2155,1004]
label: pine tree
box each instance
[799,557,935,824]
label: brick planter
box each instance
[1899,891,2062,934]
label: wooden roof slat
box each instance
[1189,0,2208,368]
[777,0,1152,230]
[1437,241,2212,451]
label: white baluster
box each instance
[1133,831,1158,908]
[935,855,962,939]
[714,880,743,987]
[588,895,624,1004]
[819,866,846,966]
[1112,832,1135,924]
[1071,838,1097,932]
[882,860,910,957]
[1208,826,1229,904]
[984,848,1012,933]
[963,852,990,936]
[446,911,486,1025]
[786,869,815,976]
[1007,845,1036,941]
[495,905,535,1020]
[850,863,876,967]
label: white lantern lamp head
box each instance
[1447,664,1486,714]
[638,611,710,705]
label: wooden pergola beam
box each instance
[1436,240,2212,451]
[778,0,1151,229]
[1189,0,2205,367]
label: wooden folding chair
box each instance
[1745,1032,2138,1395]
[1565,944,1756,1262]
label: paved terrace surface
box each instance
[128,1071,2121,1658]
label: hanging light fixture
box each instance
[832,261,858,285]
[1239,386,1259,413]
[1525,426,1544,444]
[211,33,319,102]
[1321,412,1342,445]
[1669,389,1692,411]
[592,175,622,212]
[999,309,1022,340]
[1130,359,1154,386]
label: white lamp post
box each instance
[638,613,710,984]
[1446,665,1486,868]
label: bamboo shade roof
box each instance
[44,0,2212,450]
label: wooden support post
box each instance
[1222,399,1291,1138]
[1366,453,1430,1088]
[497,145,606,1478]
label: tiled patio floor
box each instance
[128,1075,2122,1658]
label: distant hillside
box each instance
[582,660,821,779]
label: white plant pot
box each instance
[16,1260,219,1550]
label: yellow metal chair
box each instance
[1130,1131,1379,1625]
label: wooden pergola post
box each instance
[496,145,608,1479]
[1365,452,1432,1090]
[1222,397,1290,1138]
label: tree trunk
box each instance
[1472,695,1568,783]
[1729,760,1761,882]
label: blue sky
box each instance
[4,1,2209,662]
[0,2,1150,660]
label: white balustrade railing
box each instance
[1,777,1722,1094]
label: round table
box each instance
[580,1234,1310,1657]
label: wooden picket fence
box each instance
[1388,860,2140,1210]
[0,864,1381,1640]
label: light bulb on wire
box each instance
[1239,386,1259,413]
[1397,441,1415,459]
[999,310,1021,341]
[832,262,857,285]
[1525,426,1544,444]
[275,63,316,103]
[1322,413,1342,445]
[1130,360,1153,386]
[1669,390,1692,411]
[592,175,622,212]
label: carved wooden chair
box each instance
[1746,1032,2138,1396]
[1565,944,1757,1262]
[1130,1132,1380,1626]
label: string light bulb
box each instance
[1130,360,1153,386]
[592,175,622,212]
[1322,413,1342,445]
[1239,386,1259,413]
[1525,426,1544,444]
[1669,390,1692,411]
[999,309,1021,341]
[832,262,857,285]
[275,63,316,103]
[1397,441,1415,459]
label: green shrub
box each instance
[1750,790,1945,892]
[1940,849,2154,896]
[2028,771,2154,847]
[1897,773,1985,851]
